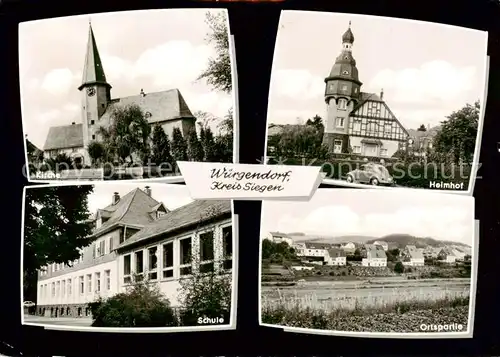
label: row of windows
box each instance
[40,270,111,299]
[122,225,233,285]
[40,254,85,276]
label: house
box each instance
[373,241,389,251]
[265,231,293,246]
[451,248,467,261]
[293,242,332,262]
[361,244,387,267]
[322,22,409,158]
[340,242,356,255]
[42,23,196,166]
[407,125,440,158]
[437,247,457,263]
[400,245,425,266]
[35,186,233,317]
[325,248,347,266]
[423,246,441,259]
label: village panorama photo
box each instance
[259,188,477,338]
[265,11,488,193]
[21,182,236,332]
[20,9,235,182]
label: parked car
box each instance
[345,163,395,186]
[23,301,35,307]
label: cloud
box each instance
[268,109,321,125]
[369,60,476,106]
[101,41,213,90]
[40,68,79,96]
[301,206,361,235]
[271,69,324,100]
[364,205,471,244]
[288,204,472,244]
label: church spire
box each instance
[78,23,110,91]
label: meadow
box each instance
[261,279,471,333]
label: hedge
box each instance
[268,157,471,189]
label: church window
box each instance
[92,135,96,140]
[337,99,347,110]
[344,56,349,60]
[101,104,105,108]
[90,120,95,125]
[335,117,345,128]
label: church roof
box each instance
[92,187,163,238]
[79,24,110,90]
[99,88,195,126]
[118,199,232,250]
[43,123,84,151]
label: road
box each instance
[24,314,93,327]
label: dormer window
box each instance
[145,112,152,118]
[156,211,166,219]
[342,70,349,75]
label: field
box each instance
[261,277,471,333]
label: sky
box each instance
[260,189,475,246]
[267,11,488,131]
[86,183,193,215]
[19,9,233,149]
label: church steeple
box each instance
[78,22,111,91]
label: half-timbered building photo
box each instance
[265,11,488,192]
[22,182,235,330]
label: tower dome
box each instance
[342,24,354,43]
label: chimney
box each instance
[144,186,151,197]
[71,122,76,125]
[112,192,120,205]
[380,88,384,100]
[140,88,146,97]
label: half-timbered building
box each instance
[323,22,409,158]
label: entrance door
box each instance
[333,140,342,153]
[363,144,378,156]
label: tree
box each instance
[214,108,234,163]
[177,204,232,325]
[89,276,178,327]
[394,261,404,274]
[150,124,173,167]
[202,127,218,162]
[96,104,151,164]
[186,129,205,161]
[433,101,479,164]
[171,127,188,162]
[197,11,231,94]
[261,239,297,261]
[274,124,328,159]
[87,141,105,167]
[44,153,73,172]
[23,186,94,302]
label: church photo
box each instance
[20,9,235,182]
[265,11,488,193]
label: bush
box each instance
[88,277,178,327]
[394,262,404,274]
[177,268,232,326]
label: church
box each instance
[322,22,409,158]
[42,23,197,166]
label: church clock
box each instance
[86,87,96,97]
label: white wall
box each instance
[38,260,118,306]
[349,136,400,158]
[118,219,232,307]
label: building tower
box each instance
[323,22,363,154]
[78,21,112,164]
